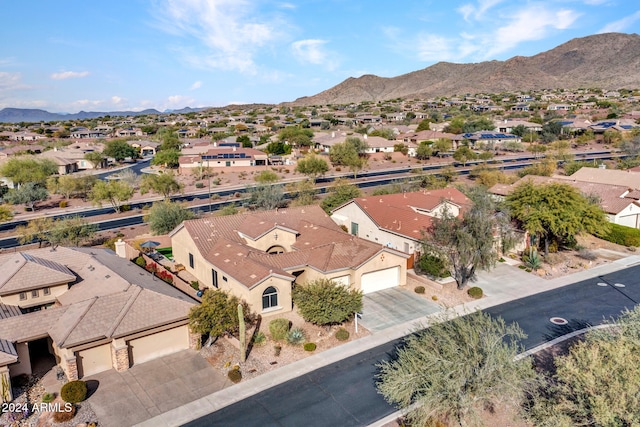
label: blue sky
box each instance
[1,0,638,113]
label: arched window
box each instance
[262,286,278,310]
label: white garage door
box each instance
[129,326,189,365]
[360,266,400,294]
[77,344,112,378]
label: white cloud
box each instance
[416,35,458,62]
[154,0,286,74]
[190,80,203,90]
[50,70,90,80]
[458,0,505,22]
[484,6,580,58]
[277,2,296,9]
[0,71,25,92]
[291,39,338,70]
[167,95,195,108]
[598,11,640,33]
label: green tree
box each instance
[278,127,314,148]
[189,289,251,342]
[84,151,106,169]
[103,140,138,161]
[4,182,48,211]
[265,141,292,155]
[151,149,180,168]
[295,155,329,182]
[247,184,286,210]
[145,200,195,234]
[528,143,548,159]
[377,310,537,427]
[329,141,359,166]
[0,158,57,186]
[158,128,181,151]
[287,179,317,206]
[416,118,431,132]
[255,170,279,184]
[415,142,432,160]
[345,136,369,154]
[216,203,238,216]
[422,190,508,289]
[89,180,134,212]
[15,217,54,247]
[527,306,640,427]
[506,181,608,255]
[292,278,362,327]
[433,138,453,157]
[444,117,465,134]
[321,179,361,213]
[0,204,13,222]
[236,135,252,148]
[49,216,97,247]
[140,172,183,199]
[453,146,477,166]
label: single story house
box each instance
[0,247,198,400]
[169,205,409,315]
[179,147,268,174]
[460,131,521,148]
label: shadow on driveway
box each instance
[360,287,441,332]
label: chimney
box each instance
[363,134,368,140]
[114,239,126,258]
[331,132,335,138]
[232,146,236,152]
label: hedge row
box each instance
[600,223,640,247]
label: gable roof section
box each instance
[568,168,640,190]
[0,339,17,365]
[337,189,471,241]
[0,253,75,295]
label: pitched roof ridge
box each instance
[56,297,98,347]
[105,285,143,338]
[0,253,27,289]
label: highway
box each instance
[0,150,625,248]
[183,264,640,427]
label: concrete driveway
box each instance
[359,287,441,332]
[85,349,226,427]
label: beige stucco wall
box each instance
[1,283,68,309]
[128,325,189,365]
[332,203,419,254]
[76,343,112,378]
[242,228,297,252]
[9,342,31,377]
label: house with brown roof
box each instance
[330,189,472,264]
[489,174,640,229]
[169,205,409,312]
[0,247,198,399]
[179,146,268,174]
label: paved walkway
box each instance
[134,254,640,427]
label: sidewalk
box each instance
[134,254,640,427]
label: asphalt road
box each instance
[183,265,640,427]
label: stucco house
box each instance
[489,174,640,229]
[0,247,198,401]
[179,147,268,174]
[169,205,409,315]
[330,189,471,266]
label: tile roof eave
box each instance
[352,247,410,271]
[0,279,70,296]
[247,272,295,290]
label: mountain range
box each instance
[290,32,640,105]
[0,107,206,124]
[2,32,639,123]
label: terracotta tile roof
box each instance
[339,189,471,240]
[0,253,75,295]
[178,205,406,287]
[489,175,637,215]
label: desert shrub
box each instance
[269,318,290,340]
[304,342,317,352]
[414,286,425,294]
[42,392,55,403]
[252,331,266,346]
[120,204,131,212]
[227,368,242,383]
[416,253,449,278]
[335,328,350,341]
[135,256,146,267]
[432,295,438,301]
[190,280,200,290]
[467,287,483,299]
[195,182,204,188]
[61,380,87,403]
[544,253,562,266]
[274,344,282,356]
[601,223,640,247]
[59,200,68,208]
[577,249,598,261]
[286,327,306,346]
[52,404,76,423]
